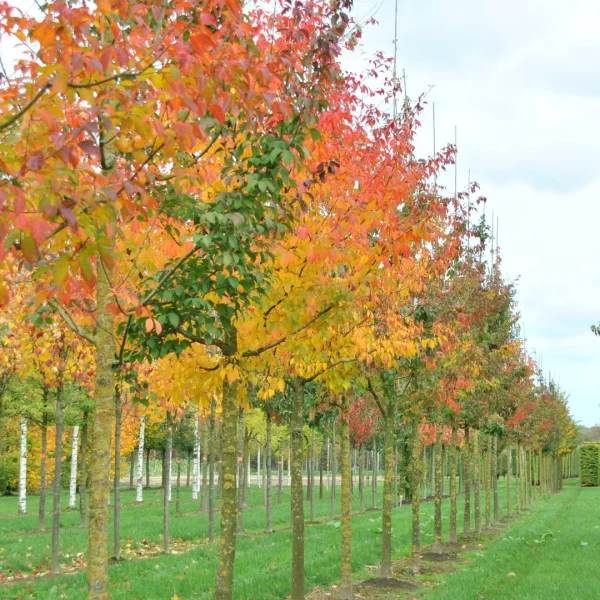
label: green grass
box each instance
[419,480,600,600]
[0,478,593,599]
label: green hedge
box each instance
[579,443,600,486]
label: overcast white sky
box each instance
[346,0,600,426]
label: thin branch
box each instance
[367,377,386,417]
[51,299,97,346]
[303,357,356,383]
[0,83,51,132]
[243,305,334,358]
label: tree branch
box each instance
[0,83,51,132]
[367,377,386,417]
[51,299,97,346]
[243,305,334,358]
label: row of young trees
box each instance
[0,0,576,599]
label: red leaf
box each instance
[201,13,218,27]
[209,103,226,125]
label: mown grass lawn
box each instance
[419,479,600,600]
[0,478,595,599]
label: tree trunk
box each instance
[290,379,306,600]
[492,436,499,523]
[145,448,150,489]
[278,453,283,504]
[473,430,481,534]
[176,454,182,518]
[266,411,273,533]
[371,445,377,509]
[136,417,145,503]
[380,404,396,578]
[463,427,471,537]
[330,421,336,519]
[515,444,521,512]
[87,253,116,600]
[129,452,135,490]
[410,419,422,574]
[201,431,208,512]
[358,443,365,513]
[433,420,443,551]
[52,384,64,575]
[18,417,27,514]
[449,425,457,544]
[237,406,245,535]
[506,447,512,515]
[214,374,239,600]
[163,413,172,554]
[339,404,352,600]
[80,412,89,528]
[68,425,80,509]
[186,449,191,490]
[485,435,492,530]
[208,397,216,541]
[113,392,122,561]
[39,407,48,531]
[319,435,325,500]
[243,433,249,507]
[192,414,199,501]
[310,428,316,522]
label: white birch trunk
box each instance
[136,417,145,503]
[257,447,261,488]
[18,418,27,514]
[68,425,79,509]
[287,449,291,487]
[247,453,251,488]
[192,414,199,500]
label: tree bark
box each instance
[410,419,422,574]
[145,448,150,489]
[449,425,457,544]
[208,397,216,541]
[136,417,145,503]
[39,404,48,531]
[339,404,352,600]
[371,441,377,509]
[473,429,481,534]
[380,404,396,577]
[290,379,306,600]
[80,412,89,528]
[129,451,135,490]
[68,425,80,509]
[113,391,122,561]
[309,427,316,522]
[176,455,182,518]
[18,417,27,514]
[492,435,499,523]
[237,406,245,535]
[330,421,336,519]
[433,420,443,551]
[485,435,491,530]
[87,253,116,600]
[52,384,64,575]
[163,413,172,554]
[214,373,239,600]
[278,453,283,504]
[506,447,512,515]
[201,431,208,512]
[266,411,273,533]
[463,427,471,537]
[319,435,325,500]
[358,443,364,513]
[192,414,199,501]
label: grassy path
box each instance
[420,480,600,600]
